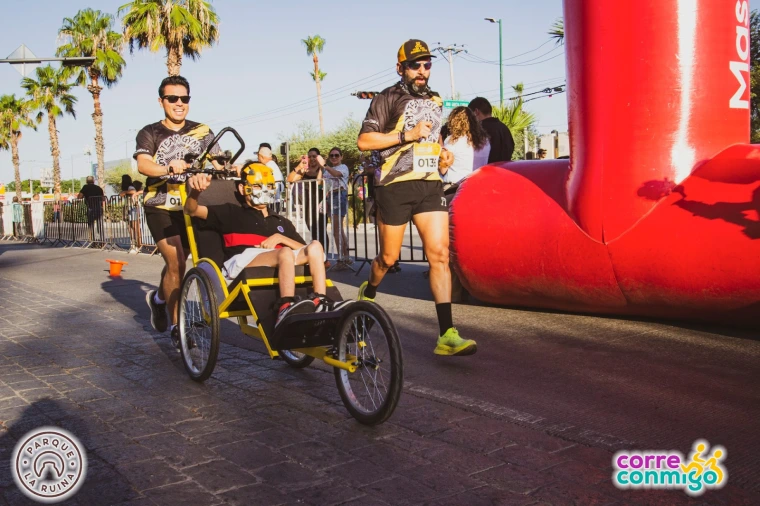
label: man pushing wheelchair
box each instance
[184,163,352,326]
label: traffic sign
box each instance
[443,99,469,109]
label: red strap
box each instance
[222,233,282,249]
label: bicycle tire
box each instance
[333,302,403,425]
[178,268,220,382]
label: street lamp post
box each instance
[485,18,503,108]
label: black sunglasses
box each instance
[162,95,191,104]
[329,153,341,158]
[405,61,432,71]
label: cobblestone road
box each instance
[0,243,755,505]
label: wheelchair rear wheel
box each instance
[179,268,220,382]
[334,302,403,425]
[280,350,315,368]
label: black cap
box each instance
[397,39,436,63]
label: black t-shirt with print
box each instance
[202,203,306,259]
[359,82,443,186]
[133,120,220,211]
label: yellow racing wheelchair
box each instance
[176,128,403,425]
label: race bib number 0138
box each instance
[413,142,441,173]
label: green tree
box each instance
[281,117,362,171]
[6,180,44,194]
[549,17,564,45]
[119,0,220,76]
[21,66,78,194]
[104,162,142,191]
[0,94,38,201]
[750,10,760,142]
[302,35,327,136]
[491,83,538,160]
[58,8,126,190]
[61,178,84,194]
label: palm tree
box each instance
[492,83,537,160]
[119,0,220,76]
[0,95,38,201]
[310,70,327,83]
[492,83,536,133]
[58,8,126,190]
[302,35,326,135]
[549,17,564,45]
[21,66,78,194]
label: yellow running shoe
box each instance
[357,281,375,302]
[435,328,477,356]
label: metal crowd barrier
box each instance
[283,174,428,275]
[286,177,353,271]
[1,196,157,254]
[1,177,430,274]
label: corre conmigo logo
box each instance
[11,426,87,504]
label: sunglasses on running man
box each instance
[405,61,432,70]
[162,95,191,104]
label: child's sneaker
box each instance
[276,299,316,327]
[314,296,355,312]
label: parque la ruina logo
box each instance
[11,427,87,504]
[613,439,727,496]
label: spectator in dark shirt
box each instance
[77,176,105,241]
[468,97,515,163]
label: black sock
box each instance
[435,303,453,336]
[363,282,378,299]
[278,296,295,307]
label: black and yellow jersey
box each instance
[134,120,220,211]
[359,82,444,186]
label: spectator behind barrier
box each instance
[441,106,490,196]
[324,147,351,264]
[468,96,515,163]
[287,148,330,264]
[77,175,105,242]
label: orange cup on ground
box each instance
[106,259,128,277]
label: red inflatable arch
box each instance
[450,0,760,327]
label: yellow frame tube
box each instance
[179,182,355,372]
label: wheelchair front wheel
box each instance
[334,302,403,425]
[179,268,220,382]
[280,350,315,369]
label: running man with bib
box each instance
[135,75,221,347]
[357,39,477,357]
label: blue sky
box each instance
[0,0,566,184]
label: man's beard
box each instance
[404,75,429,94]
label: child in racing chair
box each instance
[185,163,353,326]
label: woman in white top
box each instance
[324,147,351,263]
[441,106,491,187]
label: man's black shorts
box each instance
[374,180,447,226]
[145,207,189,250]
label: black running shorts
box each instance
[374,180,448,226]
[144,207,189,250]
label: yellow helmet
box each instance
[240,162,276,204]
[241,162,275,188]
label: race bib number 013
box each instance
[413,142,441,173]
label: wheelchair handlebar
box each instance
[184,167,235,177]
[185,127,246,171]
